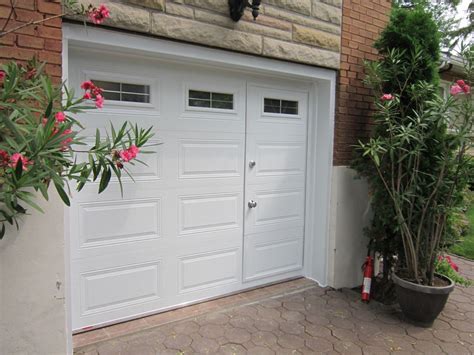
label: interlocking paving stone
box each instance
[74,255,474,355]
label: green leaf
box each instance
[98,168,111,194]
[14,159,23,180]
[54,181,70,207]
[44,100,53,118]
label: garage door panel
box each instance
[177,248,241,294]
[71,249,168,329]
[160,72,246,134]
[78,114,160,137]
[247,84,308,136]
[244,186,305,235]
[80,260,162,316]
[243,228,304,282]
[178,138,243,180]
[77,198,161,249]
[177,192,242,237]
[245,135,307,186]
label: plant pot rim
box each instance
[392,273,455,295]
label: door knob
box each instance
[249,160,256,168]
[248,200,257,208]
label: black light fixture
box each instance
[228,0,261,22]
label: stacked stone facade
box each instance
[74,0,343,69]
[0,0,62,83]
[333,0,391,165]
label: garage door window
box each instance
[188,90,234,110]
[264,98,298,115]
[92,79,151,103]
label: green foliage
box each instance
[0,59,154,239]
[449,191,474,260]
[375,5,441,102]
[353,4,474,286]
[435,257,472,286]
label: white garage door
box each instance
[69,49,311,331]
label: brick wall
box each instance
[0,0,62,83]
[334,0,391,165]
[71,0,342,69]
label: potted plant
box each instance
[353,4,473,326]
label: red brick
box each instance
[0,19,37,35]
[37,24,61,39]
[44,16,61,28]
[17,34,44,49]
[37,0,61,15]
[44,38,61,52]
[14,8,44,22]
[38,50,61,65]
[45,63,61,77]
[1,47,37,60]
[0,5,11,18]
[0,32,15,46]
[0,0,35,10]
[335,0,391,166]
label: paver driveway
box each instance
[75,256,474,354]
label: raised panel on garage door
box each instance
[69,49,246,331]
[243,83,309,282]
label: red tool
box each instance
[361,255,373,303]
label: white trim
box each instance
[63,23,336,344]
[62,36,73,355]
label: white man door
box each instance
[68,48,311,331]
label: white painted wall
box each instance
[0,191,67,355]
[327,166,372,289]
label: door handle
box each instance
[248,200,257,208]
[249,160,256,168]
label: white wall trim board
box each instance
[63,23,336,336]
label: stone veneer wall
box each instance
[73,0,342,69]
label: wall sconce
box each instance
[228,0,261,22]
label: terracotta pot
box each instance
[392,273,454,327]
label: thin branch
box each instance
[0,13,66,38]
[1,0,17,34]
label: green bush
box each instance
[353,4,442,282]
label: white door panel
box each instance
[243,227,304,282]
[245,134,307,186]
[244,185,305,235]
[246,84,309,136]
[243,83,308,284]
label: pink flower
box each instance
[0,150,9,166]
[128,145,139,157]
[451,79,471,96]
[0,70,5,81]
[445,255,459,272]
[60,129,74,151]
[83,92,92,100]
[381,94,393,101]
[118,145,140,162]
[119,150,133,162]
[9,153,31,171]
[95,94,104,109]
[55,112,66,123]
[88,4,110,25]
[80,81,93,90]
[450,84,463,96]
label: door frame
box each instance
[63,23,336,352]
